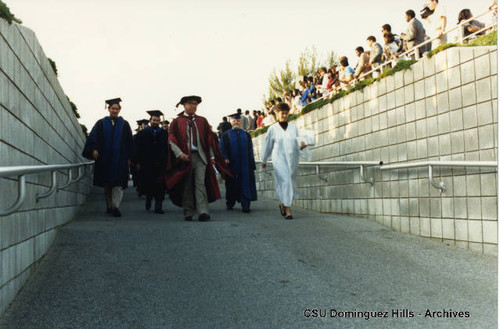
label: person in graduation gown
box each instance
[134,111,168,214]
[261,102,308,219]
[82,98,133,217]
[219,113,257,213]
[166,95,232,221]
[132,119,149,197]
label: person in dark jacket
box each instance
[82,98,133,217]
[217,116,232,138]
[134,110,169,214]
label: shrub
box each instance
[0,1,21,24]
[48,58,58,76]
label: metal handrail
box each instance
[0,161,94,216]
[254,159,497,193]
[381,161,498,193]
[255,160,383,185]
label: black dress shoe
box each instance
[226,205,233,210]
[155,209,165,214]
[184,216,193,221]
[112,208,122,217]
[198,213,211,221]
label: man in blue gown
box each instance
[219,113,257,213]
[82,98,133,217]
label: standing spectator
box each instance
[381,24,403,53]
[249,110,258,130]
[306,76,317,103]
[490,1,497,26]
[217,116,232,137]
[367,36,383,75]
[316,67,329,97]
[236,108,249,130]
[291,89,302,114]
[134,110,168,214]
[425,0,447,48]
[354,46,371,80]
[339,57,355,90]
[219,113,257,213]
[401,9,426,58]
[458,9,485,42]
[256,111,264,128]
[300,80,310,106]
[82,98,133,217]
[382,33,401,63]
[244,110,251,131]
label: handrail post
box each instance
[0,175,27,216]
[428,165,446,193]
[316,164,328,182]
[57,168,73,190]
[36,170,57,202]
[360,165,374,185]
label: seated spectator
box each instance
[367,36,383,75]
[425,0,448,49]
[458,9,485,42]
[401,9,426,58]
[354,46,371,80]
[339,57,355,90]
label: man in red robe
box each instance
[166,95,230,221]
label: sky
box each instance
[8,0,495,131]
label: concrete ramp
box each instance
[1,187,496,328]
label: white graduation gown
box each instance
[261,122,300,207]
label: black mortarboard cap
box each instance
[176,95,202,107]
[137,119,149,125]
[229,113,242,119]
[147,110,164,118]
[105,98,122,107]
[161,120,170,125]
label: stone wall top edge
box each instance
[2,21,87,145]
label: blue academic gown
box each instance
[219,128,257,208]
[82,116,133,189]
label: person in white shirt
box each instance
[425,0,447,48]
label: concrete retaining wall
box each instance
[253,46,498,255]
[0,20,92,314]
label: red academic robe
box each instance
[166,114,232,207]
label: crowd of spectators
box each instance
[218,1,494,135]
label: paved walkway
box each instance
[1,187,497,329]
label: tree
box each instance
[325,50,338,69]
[263,59,296,105]
[297,46,320,77]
